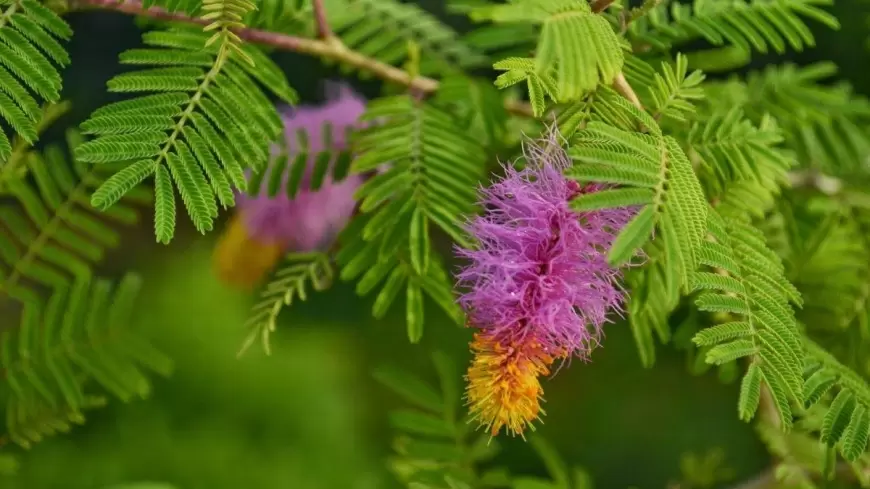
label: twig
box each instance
[311,0,333,40]
[72,0,534,117]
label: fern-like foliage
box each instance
[75,26,297,243]
[379,352,503,488]
[241,252,333,355]
[0,0,71,161]
[618,54,705,127]
[548,86,708,368]
[628,0,839,58]
[381,352,597,489]
[0,129,162,449]
[567,103,708,286]
[704,63,870,177]
[672,309,741,383]
[0,130,149,299]
[764,195,870,374]
[446,0,538,62]
[553,54,701,138]
[0,101,71,188]
[245,121,355,200]
[336,212,462,343]
[322,0,486,77]
[5,395,105,449]
[242,0,310,33]
[804,339,870,462]
[1,272,173,448]
[474,0,624,103]
[624,238,681,368]
[690,210,804,430]
[493,56,559,117]
[433,74,509,149]
[340,95,482,341]
[686,110,793,213]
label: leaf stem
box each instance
[612,72,643,110]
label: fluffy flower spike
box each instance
[457,127,633,436]
[214,82,366,289]
[465,332,556,438]
[235,81,366,250]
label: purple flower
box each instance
[236,81,366,251]
[455,129,633,358]
[213,82,366,289]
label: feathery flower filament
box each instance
[466,332,561,437]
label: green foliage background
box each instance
[2,0,870,487]
[1,234,768,489]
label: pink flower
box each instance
[213,82,366,288]
[235,82,366,251]
[455,129,633,359]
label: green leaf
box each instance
[373,365,442,413]
[608,205,654,266]
[389,409,454,437]
[77,27,293,243]
[406,282,424,343]
[571,188,653,211]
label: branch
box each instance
[71,0,534,117]
[311,0,333,39]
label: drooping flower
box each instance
[456,128,633,436]
[214,82,366,289]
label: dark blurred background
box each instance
[4,1,869,487]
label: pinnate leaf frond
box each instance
[687,109,794,215]
[323,0,486,77]
[567,112,708,287]
[628,0,839,56]
[339,95,483,341]
[0,0,71,161]
[1,273,172,448]
[75,27,297,244]
[241,252,333,356]
[804,339,870,461]
[0,130,148,299]
[479,0,624,102]
[5,395,106,449]
[691,210,804,430]
[704,62,870,176]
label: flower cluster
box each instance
[214,82,366,289]
[456,130,633,437]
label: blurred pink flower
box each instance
[214,82,366,288]
[236,82,367,251]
